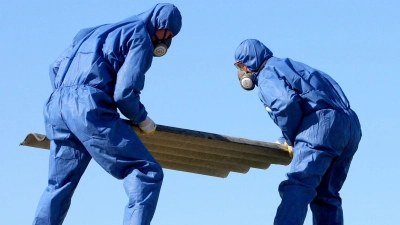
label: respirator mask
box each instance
[235,62,256,91]
[235,60,268,91]
[152,30,172,57]
[237,68,255,91]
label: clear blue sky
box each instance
[1,1,399,224]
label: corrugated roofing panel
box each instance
[20,121,292,178]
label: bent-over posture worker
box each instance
[234,39,361,225]
[32,3,182,225]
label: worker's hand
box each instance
[138,116,156,135]
[286,144,293,158]
[275,136,286,145]
[275,138,293,158]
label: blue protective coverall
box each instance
[32,4,182,225]
[235,39,362,225]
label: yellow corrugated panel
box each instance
[20,122,292,178]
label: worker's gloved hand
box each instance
[138,116,156,135]
[275,136,287,145]
[275,137,293,158]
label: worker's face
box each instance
[152,29,174,41]
[234,60,251,73]
[235,60,255,90]
[152,29,174,57]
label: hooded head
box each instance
[234,39,273,72]
[138,3,182,37]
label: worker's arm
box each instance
[257,71,303,146]
[112,33,153,124]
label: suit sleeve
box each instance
[113,35,153,124]
[257,71,303,146]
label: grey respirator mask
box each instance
[152,30,172,57]
[235,60,268,91]
[237,69,256,91]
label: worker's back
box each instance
[51,17,152,97]
[260,57,350,114]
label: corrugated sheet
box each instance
[20,121,292,178]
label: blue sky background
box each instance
[1,1,399,224]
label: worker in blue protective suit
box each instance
[234,39,361,225]
[32,4,182,225]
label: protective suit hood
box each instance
[137,3,182,37]
[234,39,273,72]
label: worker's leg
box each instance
[274,109,349,225]
[33,141,91,225]
[32,139,91,225]
[112,119,163,225]
[33,90,92,225]
[77,118,163,225]
[274,146,336,225]
[310,110,361,225]
[65,113,162,225]
[309,156,351,225]
[62,87,163,225]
